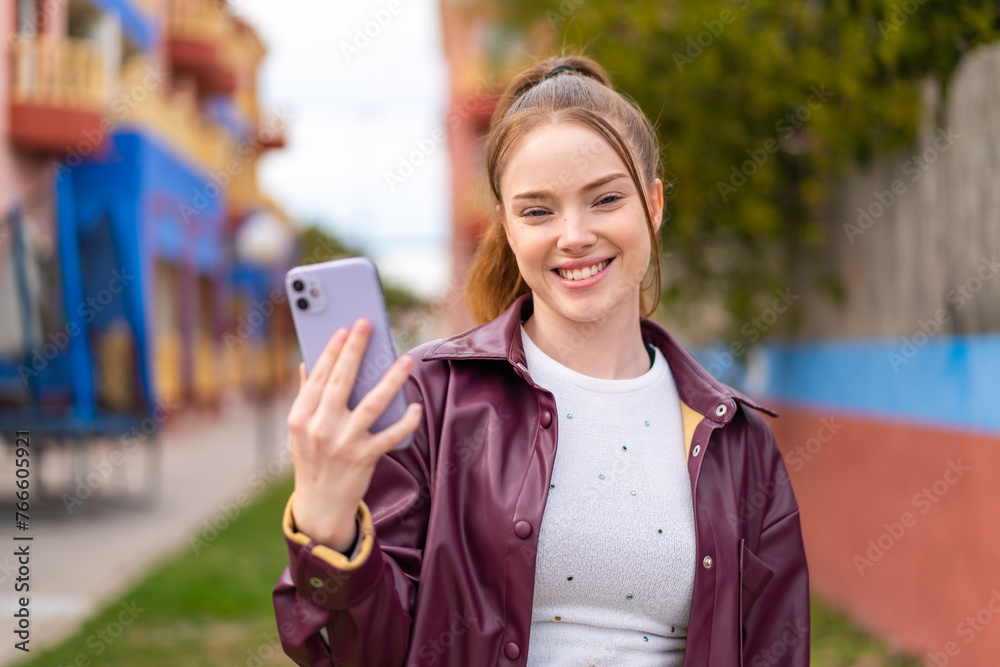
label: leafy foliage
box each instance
[298,223,356,265]
[297,223,425,312]
[15,476,296,667]
[493,0,1000,339]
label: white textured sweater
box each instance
[520,325,696,666]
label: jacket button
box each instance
[504,641,521,659]
[703,555,713,569]
[308,577,324,588]
[540,410,552,428]
[514,520,532,539]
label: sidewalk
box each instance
[0,391,295,666]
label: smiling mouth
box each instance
[554,258,611,281]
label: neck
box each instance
[523,302,650,380]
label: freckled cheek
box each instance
[515,232,557,266]
[511,249,546,284]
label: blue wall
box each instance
[87,0,158,52]
[740,335,1000,435]
[41,129,228,417]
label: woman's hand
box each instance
[286,318,422,552]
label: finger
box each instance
[290,328,348,422]
[368,402,423,455]
[318,318,372,412]
[299,362,306,387]
[308,327,350,389]
[348,353,414,434]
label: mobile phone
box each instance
[285,257,412,450]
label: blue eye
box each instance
[598,194,623,205]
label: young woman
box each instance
[274,55,809,667]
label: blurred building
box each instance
[0,0,296,422]
[439,0,500,335]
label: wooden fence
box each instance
[791,41,1000,340]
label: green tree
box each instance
[494,0,1000,340]
[298,222,355,264]
[296,223,425,312]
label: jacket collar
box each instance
[424,293,777,421]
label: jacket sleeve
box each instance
[739,411,811,666]
[272,375,435,667]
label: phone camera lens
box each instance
[296,298,309,311]
[292,279,304,292]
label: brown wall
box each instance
[770,405,1000,665]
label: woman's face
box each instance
[498,121,663,330]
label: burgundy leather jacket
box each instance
[273,293,810,666]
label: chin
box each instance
[555,298,619,323]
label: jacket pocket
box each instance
[739,538,775,620]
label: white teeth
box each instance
[558,260,608,281]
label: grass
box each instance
[810,597,923,666]
[13,474,296,667]
[14,473,923,666]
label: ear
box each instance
[496,204,512,245]
[648,179,664,234]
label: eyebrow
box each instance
[511,172,630,201]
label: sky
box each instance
[229,0,453,298]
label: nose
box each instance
[556,210,596,253]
